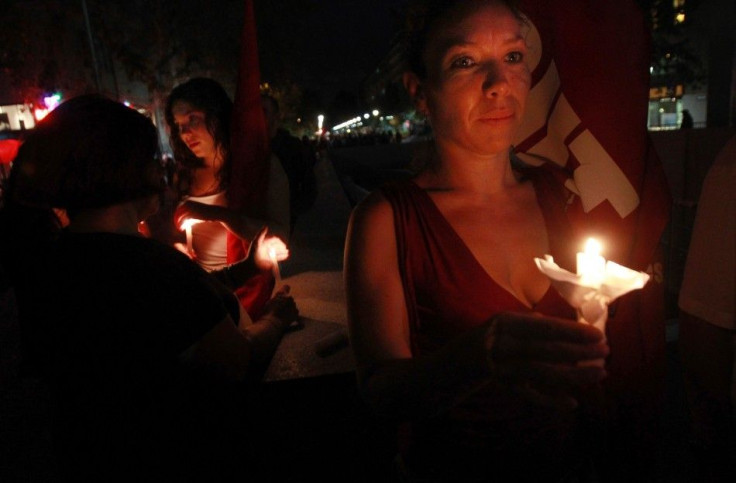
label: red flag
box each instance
[516,0,671,466]
[227,0,274,318]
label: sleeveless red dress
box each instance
[381,166,587,481]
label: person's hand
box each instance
[248,225,289,271]
[174,200,216,229]
[484,312,609,410]
[261,285,299,329]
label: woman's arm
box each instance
[175,157,290,243]
[179,286,298,382]
[208,226,288,289]
[345,192,609,423]
[174,201,269,242]
[345,192,494,421]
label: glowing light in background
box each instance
[34,92,63,121]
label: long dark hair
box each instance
[164,78,233,198]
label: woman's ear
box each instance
[403,72,428,116]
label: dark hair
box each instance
[0,95,164,287]
[165,78,233,197]
[7,95,163,216]
[404,0,524,79]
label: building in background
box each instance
[647,0,735,130]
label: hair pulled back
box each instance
[403,0,524,79]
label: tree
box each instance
[0,0,94,104]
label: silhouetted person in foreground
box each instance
[678,135,736,481]
[0,95,298,481]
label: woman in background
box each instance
[163,77,290,319]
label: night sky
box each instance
[0,0,408,116]
[258,0,407,102]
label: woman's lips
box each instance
[188,141,201,150]
[478,111,514,122]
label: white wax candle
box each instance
[186,225,194,257]
[269,248,281,283]
[180,218,202,258]
[576,238,605,287]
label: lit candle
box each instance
[180,218,202,259]
[535,239,651,368]
[269,247,281,283]
[186,225,193,257]
[576,238,606,287]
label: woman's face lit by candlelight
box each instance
[406,2,531,157]
[171,100,219,165]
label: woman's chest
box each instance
[436,195,550,303]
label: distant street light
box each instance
[317,114,324,130]
[372,109,379,116]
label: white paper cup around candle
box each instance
[534,252,650,369]
[577,295,608,367]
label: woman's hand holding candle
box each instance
[251,226,288,275]
[484,312,609,410]
[534,237,651,366]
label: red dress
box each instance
[381,166,587,481]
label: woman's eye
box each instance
[450,56,475,69]
[506,51,524,63]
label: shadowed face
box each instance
[417,2,531,157]
[171,100,218,164]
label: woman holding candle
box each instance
[344,1,610,481]
[0,95,298,480]
[162,77,290,319]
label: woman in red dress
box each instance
[344,1,609,481]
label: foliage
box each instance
[0,0,93,103]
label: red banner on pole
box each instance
[516,0,672,466]
[515,0,670,269]
[227,0,274,318]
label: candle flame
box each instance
[584,238,602,256]
[180,218,203,231]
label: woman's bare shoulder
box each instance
[345,189,397,261]
[350,189,393,226]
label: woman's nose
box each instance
[482,63,510,97]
